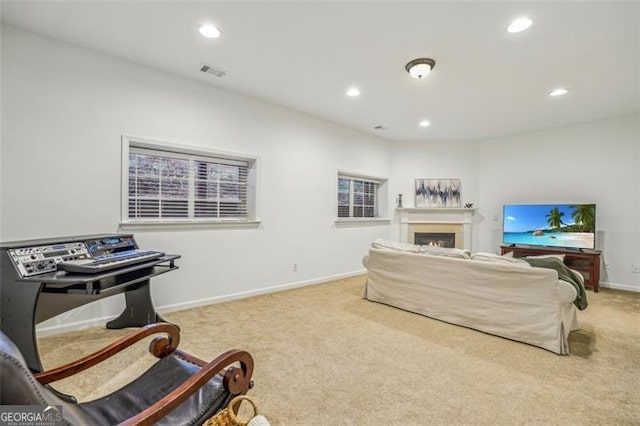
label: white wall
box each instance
[476,115,640,291]
[2,27,638,337]
[387,117,639,292]
[1,27,392,333]
[388,140,480,249]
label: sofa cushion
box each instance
[371,238,421,253]
[420,245,471,259]
[471,252,530,266]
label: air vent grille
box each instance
[199,64,227,78]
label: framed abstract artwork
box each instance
[415,178,461,208]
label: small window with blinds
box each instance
[337,173,381,219]
[124,137,256,224]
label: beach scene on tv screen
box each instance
[503,204,595,249]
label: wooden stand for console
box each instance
[500,245,601,292]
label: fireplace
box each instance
[414,232,455,248]
[398,207,476,251]
[398,208,475,251]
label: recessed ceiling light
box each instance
[549,88,569,97]
[346,87,361,97]
[199,24,221,39]
[419,120,431,127]
[507,17,533,33]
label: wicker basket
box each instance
[205,395,258,426]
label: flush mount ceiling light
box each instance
[405,58,436,79]
[419,120,431,127]
[346,87,361,97]
[199,24,221,39]
[549,88,569,97]
[507,17,533,33]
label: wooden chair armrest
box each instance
[119,349,254,426]
[34,323,180,385]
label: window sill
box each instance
[334,218,391,225]
[119,219,262,231]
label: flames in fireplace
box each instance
[414,232,455,248]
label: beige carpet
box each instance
[38,275,640,425]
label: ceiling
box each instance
[1,1,638,141]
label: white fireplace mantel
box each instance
[397,207,476,250]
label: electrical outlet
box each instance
[603,262,610,270]
[493,214,499,222]
[292,263,298,272]
[632,264,640,274]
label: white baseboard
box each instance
[159,269,366,314]
[36,270,367,337]
[36,314,118,337]
[598,281,640,293]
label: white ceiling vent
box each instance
[199,64,227,78]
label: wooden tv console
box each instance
[500,245,601,292]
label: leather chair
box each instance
[0,323,254,425]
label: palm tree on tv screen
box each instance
[570,204,595,232]
[545,207,565,230]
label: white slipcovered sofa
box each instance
[363,239,579,354]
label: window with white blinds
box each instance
[124,138,256,223]
[337,174,381,218]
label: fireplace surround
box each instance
[398,207,476,251]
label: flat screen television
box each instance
[503,204,596,250]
